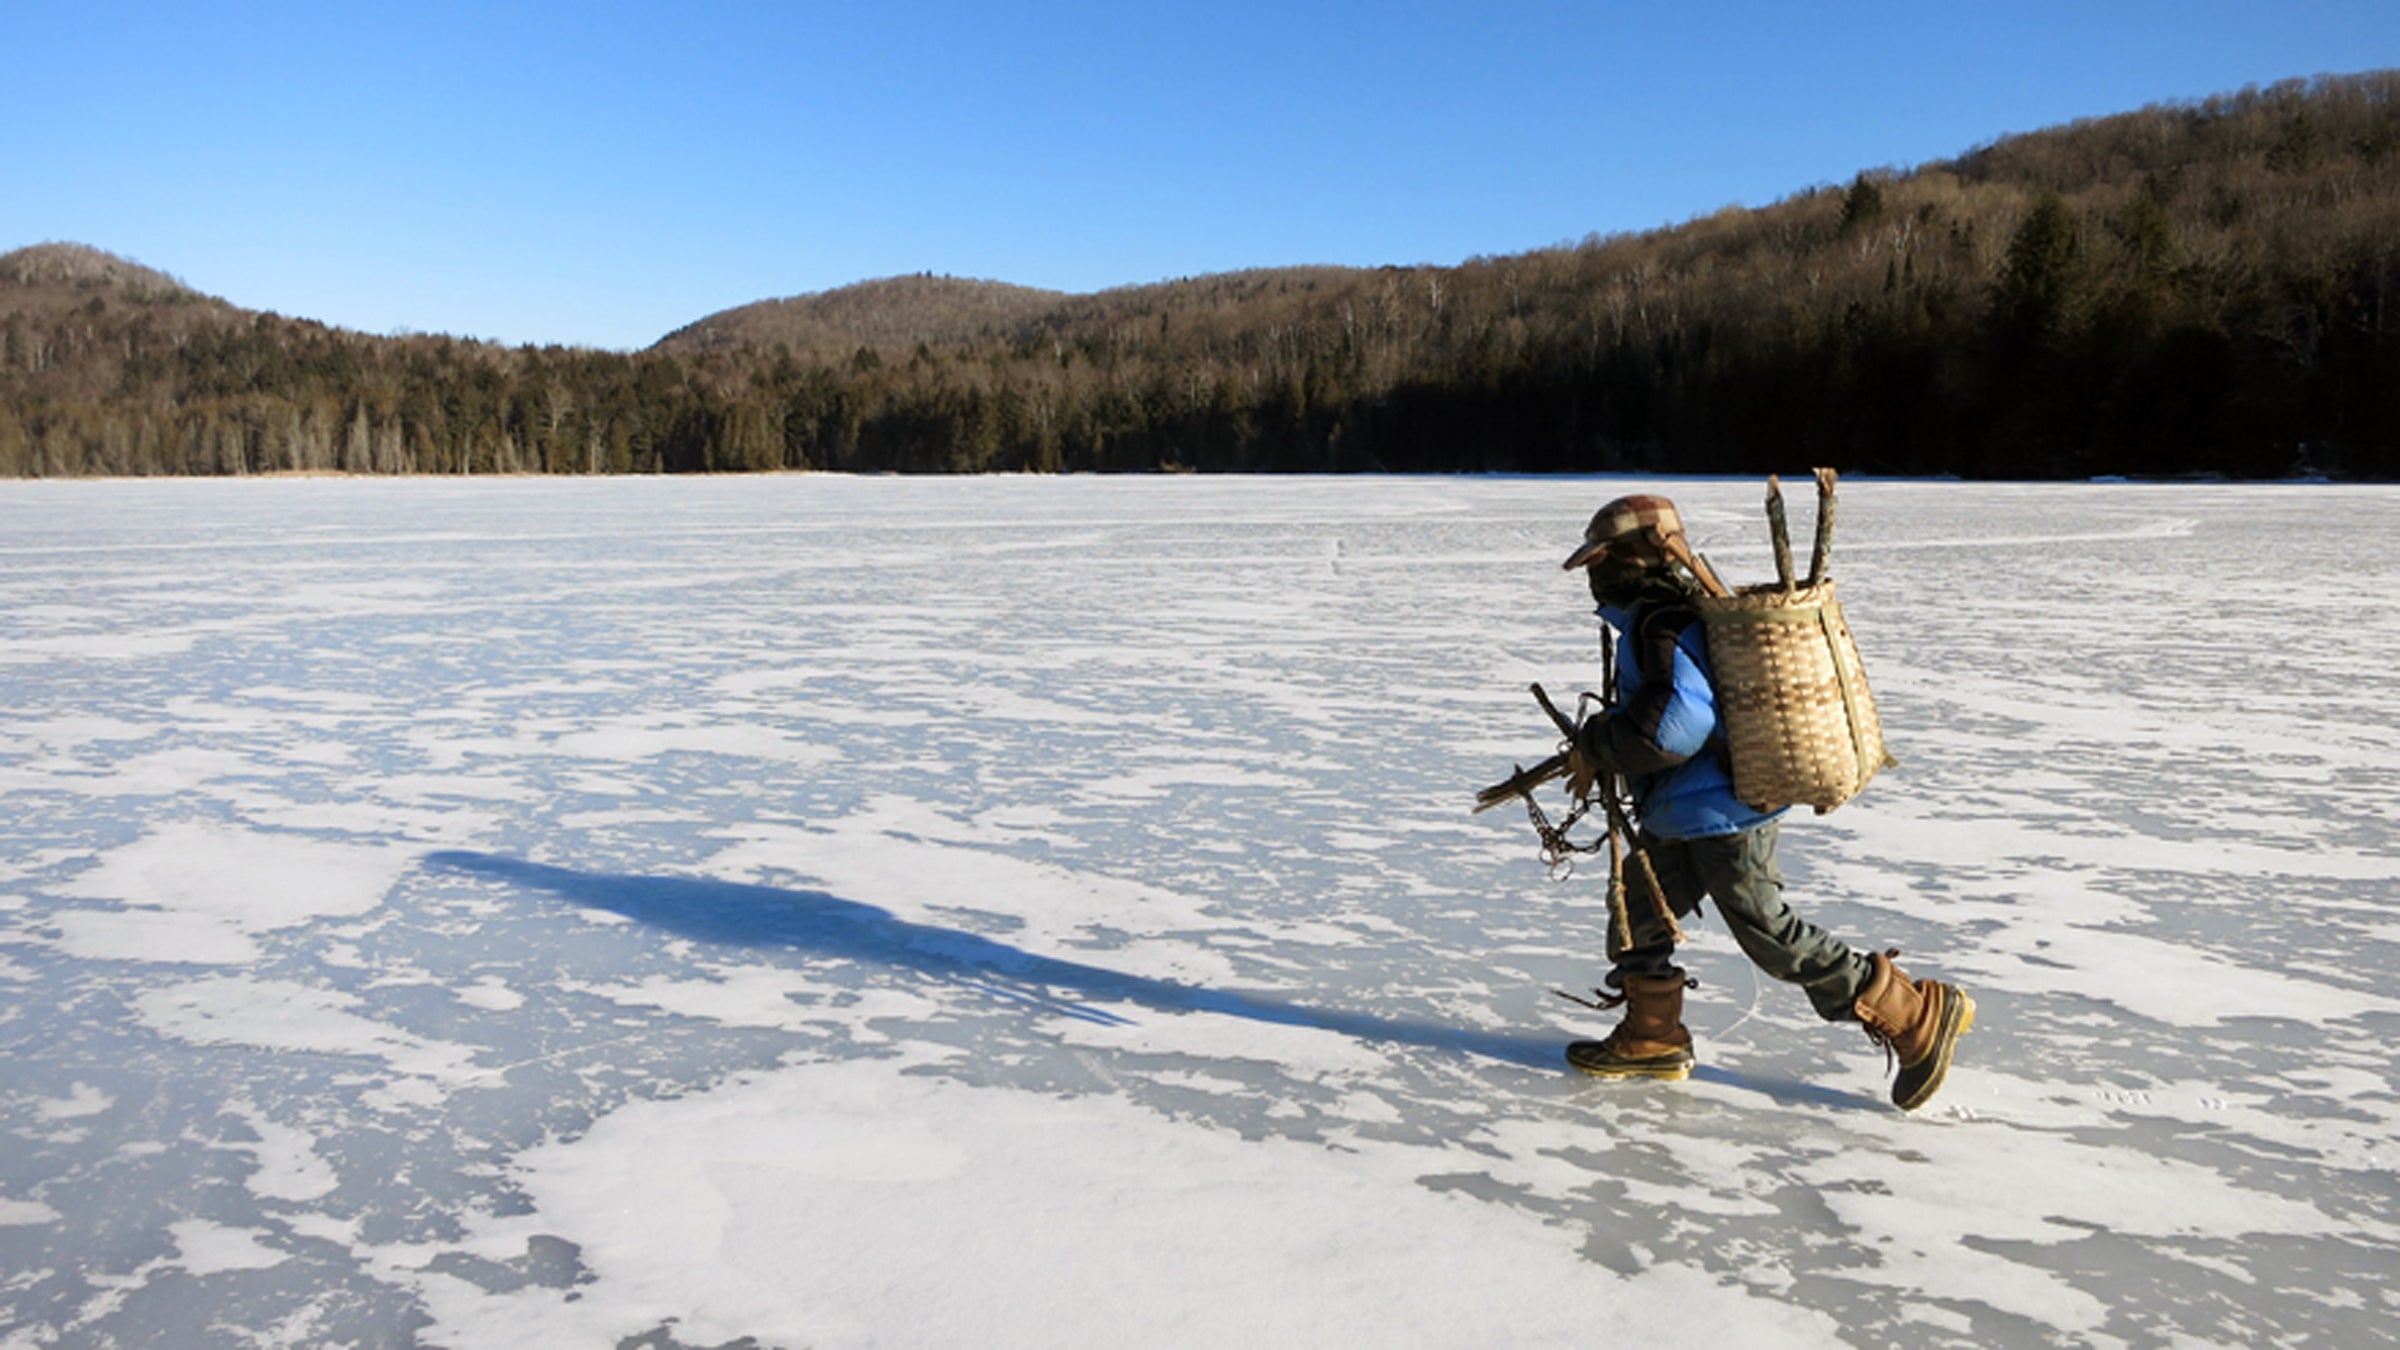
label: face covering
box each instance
[1586,556,1653,607]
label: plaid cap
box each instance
[1561,494,1685,569]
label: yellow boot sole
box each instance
[1566,1040,1696,1081]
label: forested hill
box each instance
[6,71,2398,479]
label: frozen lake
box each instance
[1,473,2394,1348]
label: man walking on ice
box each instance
[1552,493,1973,1111]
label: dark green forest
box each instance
[6,73,2398,480]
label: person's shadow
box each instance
[424,851,1566,1071]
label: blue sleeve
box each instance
[1649,638,1720,760]
[1605,622,1717,773]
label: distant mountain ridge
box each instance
[655,275,1071,354]
[6,70,2398,479]
[650,265,1385,357]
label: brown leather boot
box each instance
[1566,971,1696,1080]
[1853,950,1974,1111]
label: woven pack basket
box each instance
[1694,579,1894,814]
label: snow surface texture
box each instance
[0,475,2393,1349]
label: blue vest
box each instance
[1596,601,1787,840]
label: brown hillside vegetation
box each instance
[0,243,238,398]
[4,71,2398,478]
[1,243,199,294]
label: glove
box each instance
[1564,714,1623,802]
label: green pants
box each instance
[1609,822,1872,1022]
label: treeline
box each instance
[5,72,2398,479]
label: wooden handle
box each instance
[1530,682,1577,738]
[1661,531,1733,598]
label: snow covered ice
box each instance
[0,473,2394,1348]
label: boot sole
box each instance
[1893,987,1975,1112]
[1565,1041,1695,1081]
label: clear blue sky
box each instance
[5,1,2392,351]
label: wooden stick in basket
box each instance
[1766,475,1796,591]
[1805,467,1839,588]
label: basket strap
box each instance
[1818,601,1875,783]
